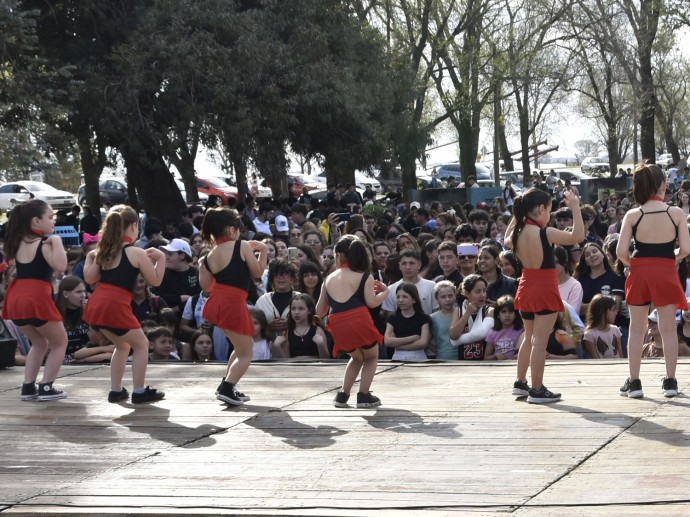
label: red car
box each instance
[196,177,238,205]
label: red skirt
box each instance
[84,283,140,330]
[327,306,383,358]
[626,257,688,309]
[2,279,61,322]
[202,284,254,336]
[514,268,564,313]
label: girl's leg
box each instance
[20,321,68,383]
[223,330,253,385]
[342,349,365,394]
[626,304,650,380]
[101,328,148,389]
[529,312,558,390]
[358,346,379,394]
[18,326,49,384]
[516,319,533,382]
[656,304,679,379]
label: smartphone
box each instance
[288,247,299,261]
[457,243,479,257]
[335,212,351,223]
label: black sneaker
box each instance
[512,379,530,398]
[356,391,381,408]
[619,378,644,399]
[108,388,129,403]
[21,382,38,401]
[234,388,250,402]
[216,380,243,406]
[37,382,67,401]
[215,377,224,395]
[333,391,350,408]
[527,385,561,404]
[131,386,165,404]
[662,377,678,398]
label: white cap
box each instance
[274,215,289,233]
[410,201,421,209]
[160,238,192,258]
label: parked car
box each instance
[196,176,237,205]
[314,171,382,193]
[175,179,208,205]
[78,178,130,206]
[0,183,33,210]
[0,181,75,211]
[580,157,610,175]
[436,163,492,184]
[658,153,674,167]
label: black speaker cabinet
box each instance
[0,320,17,368]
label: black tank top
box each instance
[210,240,251,292]
[537,228,555,269]
[631,207,677,260]
[327,272,369,313]
[288,326,319,357]
[16,239,53,283]
[100,245,139,292]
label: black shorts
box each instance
[91,325,130,337]
[520,310,557,321]
[13,318,48,327]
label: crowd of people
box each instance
[2,162,689,406]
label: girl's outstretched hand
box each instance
[563,190,580,209]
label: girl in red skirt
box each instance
[316,235,389,408]
[2,200,68,401]
[616,161,690,398]
[83,205,167,403]
[198,208,267,406]
[505,189,584,403]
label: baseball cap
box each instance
[160,238,192,258]
[274,215,289,233]
[410,201,421,209]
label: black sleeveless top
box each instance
[210,240,251,291]
[16,239,53,283]
[631,206,677,260]
[100,245,139,292]
[327,272,369,313]
[288,326,319,357]
[537,228,556,269]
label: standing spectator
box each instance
[382,249,438,317]
[384,282,431,362]
[449,275,494,360]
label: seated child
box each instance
[147,326,180,362]
[72,327,116,363]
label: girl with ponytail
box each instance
[316,235,389,408]
[2,200,69,401]
[505,188,583,404]
[83,205,167,404]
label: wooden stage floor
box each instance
[1,359,690,516]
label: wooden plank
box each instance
[0,359,689,514]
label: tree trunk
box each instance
[233,157,248,205]
[76,131,107,222]
[176,153,199,205]
[457,120,477,182]
[256,139,288,200]
[119,135,186,222]
[517,98,532,183]
[497,102,513,172]
[605,119,619,178]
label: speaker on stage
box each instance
[0,319,17,368]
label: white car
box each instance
[658,153,674,167]
[0,181,75,211]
